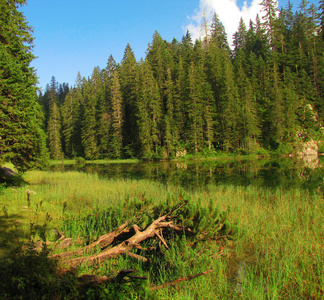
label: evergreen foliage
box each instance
[0,0,48,171]
[38,1,324,159]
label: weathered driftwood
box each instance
[45,200,225,292]
[59,215,177,268]
[51,221,128,260]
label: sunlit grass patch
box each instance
[0,169,323,298]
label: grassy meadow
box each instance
[0,168,323,299]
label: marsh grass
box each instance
[0,169,323,299]
[50,158,140,165]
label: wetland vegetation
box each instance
[1,0,324,298]
[0,157,323,299]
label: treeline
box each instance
[38,0,324,160]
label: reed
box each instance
[0,169,322,299]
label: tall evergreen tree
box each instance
[233,18,247,58]
[47,77,63,159]
[180,30,194,69]
[61,81,83,158]
[282,67,300,142]
[146,31,167,91]
[320,0,324,40]
[261,0,279,49]
[234,51,261,150]
[81,71,99,160]
[0,0,48,171]
[163,67,179,156]
[219,50,240,150]
[136,60,163,157]
[119,44,138,157]
[187,58,215,152]
[174,57,188,145]
[210,12,229,50]
[110,70,123,158]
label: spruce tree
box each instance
[47,77,63,159]
[174,57,188,145]
[282,67,299,142]
[110,70,123,158]
[119,44,138,157]
[61,82,83,158]
[234,51,261,150]
[146,31,167,92]
[210,12,229,50]
[261,0,278,49]
[0,0,48,171]
[233,18,247,58]
[136,60,163,157]
[81,73,99,160]
[320,0,324,40]
[187,61,205,153]
[163,67,179,156]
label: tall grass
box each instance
[0,169,323,299]
[203,185,324,299]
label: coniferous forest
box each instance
[37,0,324,161]
[2,2,324,299]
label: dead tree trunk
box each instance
[59,215,175,268]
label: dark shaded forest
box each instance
[38,0,324,160]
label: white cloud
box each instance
[185,0,274,47]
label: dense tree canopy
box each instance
[38,1,323,160]
[0,0,48,171]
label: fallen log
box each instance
[60,215,175,268]
[52,221,128,260]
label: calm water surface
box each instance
[51,156,324,192]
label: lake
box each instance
[50,155,324,193]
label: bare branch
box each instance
[150,270,213,291]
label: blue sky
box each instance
[20,0,320,91]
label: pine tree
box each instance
[110,70,123,158]
[47,77,63,159]
[187,61,205,153]
[119,44,138,157]
[263,60,286,149]
[219,50,240,150]
[146,31,167,91]
[233,18,247,58]
[253,14,268,59]
[180,30,194,69]
[320,0,324,40]
[0,0,48,171]
[106,54,117,77]
[274,2,295,71]
[61,79,83,158]
[174,57,188,145]
[261,0,278,49]
[98,55,116,156]
[163,67,179,156]
[210,12,229,50]
[282,67,299,142]
[81,71,99,160]
[234,51,261,150]
[136,60,163,157]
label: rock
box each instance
[0,167,16,177]
[297,139,318,157]
[0,167,16,183]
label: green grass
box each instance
[50,158,140,165]
[0,169,323,299]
